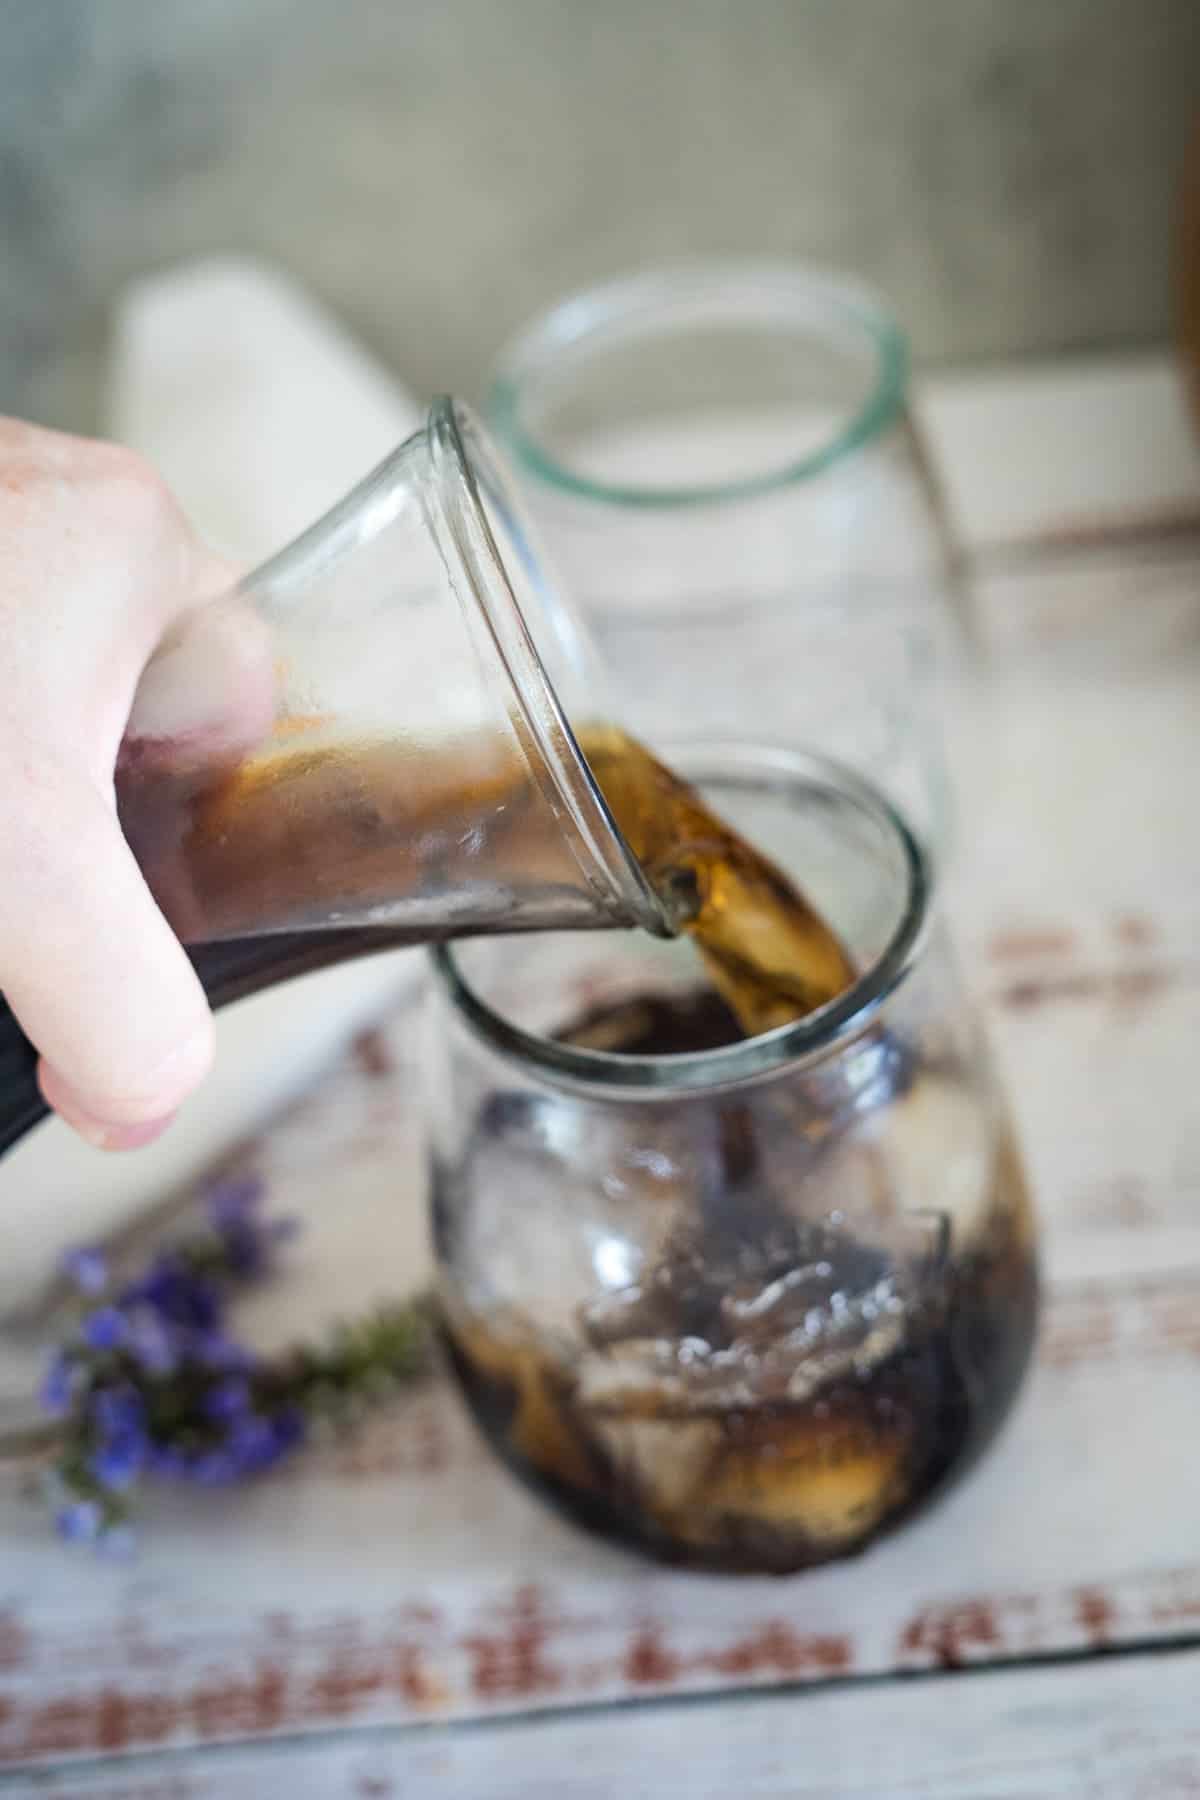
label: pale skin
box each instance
[0,417,268,1150]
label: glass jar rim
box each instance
[432,742,931,1098]
[487,262,910,510]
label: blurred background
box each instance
[2,0,1198,430]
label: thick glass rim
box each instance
[432,742,931,1098]
[487,262,910,510]
[425,398,668,936]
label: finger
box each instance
[0,768,214,1145]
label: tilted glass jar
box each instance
[0,399,668,1152]
[427,744,1038,1574]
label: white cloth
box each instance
[0,258,425,1315]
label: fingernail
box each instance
[37,1064,179,1152]
[61,1105,176,1153]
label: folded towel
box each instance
[0,258,425,1314]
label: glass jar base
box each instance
[440,1155,1038,1578]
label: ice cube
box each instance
[866,1068,996,1249]
[701,1403,911,1550]
[577,1207,923,1414]
[576,1333,763,1415]
[585,1414,724,1524]
[747,1048,993,1256]
[449,1090,718,1337]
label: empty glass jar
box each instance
[488,264,962,853]
[426,744,1037,1574]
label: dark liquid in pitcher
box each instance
[442,991,1039,1574]
[116,725,856,1027]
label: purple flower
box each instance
[194,1330,256,1374]
[214,1218,269,1279]
[88,1431,145,1494]
[268,1406,306,1456]
[225,1220,297,1283]
[40,1352,76,1417]
[55,1499,104,1543]
[81,1307,127,1352]
[216,1406,306,1477]
[203,1177,301,1282]
[39,1198,434,1561]
[206,1176,264,1228]
[146,1444,188,1479]
[90,1387,145,1439]
[204,1377,252,1423]
[124,1306,178,1377]
[62,1247,108,1296]
[228,1414,279,1471]
[189,1448,240,1485]
[124,1255,219,1330]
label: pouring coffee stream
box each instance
[0,399,855,1155]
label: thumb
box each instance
[125,591,277,766]
[0,766,214,1149]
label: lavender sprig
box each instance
[42,1179,432,1553]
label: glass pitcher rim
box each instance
[432,741,931,1098]
[423,399,667,935]
[487,261,909,511]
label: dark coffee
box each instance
[116,725,856,1028]
[579,727,856,1033]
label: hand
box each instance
[0,418,251,1150]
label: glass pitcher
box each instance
[0,399,669,1151]
[427,744,1038,1573]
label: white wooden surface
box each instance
[919,349,1200,556]
[1,350,1198,1792]
[19,1650,1200,1798]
